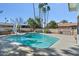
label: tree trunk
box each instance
[43,12,46,33]
[46,11,49,29]
[33,3,36,19]
[77,16,79,34]
[39,9,41,19]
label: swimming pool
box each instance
[7,33,59,48]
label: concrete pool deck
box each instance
[0,34,79,56]
[47,34,77,49]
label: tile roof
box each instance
[58,23,77,27]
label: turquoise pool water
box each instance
[7,33,59,48]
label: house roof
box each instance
[0,22,13,26]
[58,23,77,27]
[0,22,27,26]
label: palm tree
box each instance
[40,3,50,29]
[35,17,42,28]
[46,6,50,29]
[46,21,58,29]
[38,3,45,28]
[46,6,50,23]
[5,17,8,23]
[42,6,47,28]
[27,18,36,31]
[16,17,24,33]
[38,3,44,19]
[10,17,24,33]
[10,18,17,34]
[17,17,23,32]
[27,17,42,31]
[38,3,46,28]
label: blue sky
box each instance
[0,3,77,23]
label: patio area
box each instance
[0,34,79,56]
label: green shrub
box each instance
[35,30,43,33]
[44,29,49,33]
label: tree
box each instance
[46,6,50,22]
[38,3,50,29]
[27,17,42,31]
[46,21,58,29]
[38,3,45,19]
[4,17,9,23]
[60,20,68,23]
[27,18,37,31]
[38,3,45,28]
[17,17,24,32]
[35,17,42,28]
[10,17,24,33]
[42,6,47,27]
